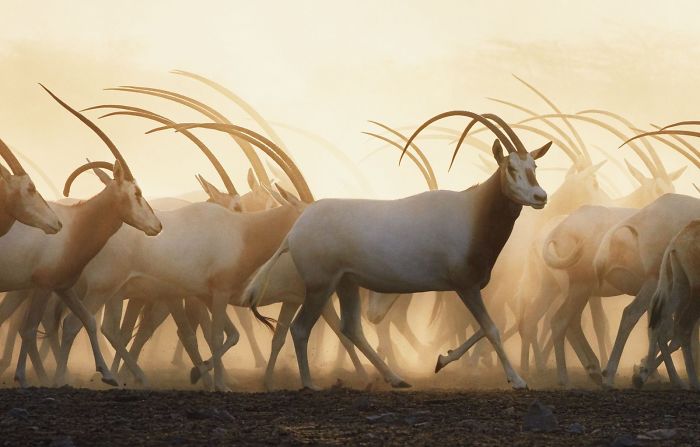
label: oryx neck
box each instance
[0,184,15,236]
[64,186,123,266]
[470,170,523,219]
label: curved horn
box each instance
[578,110,665,177]
[488,97,582,161]
[84,104,237,195]
[63,160,115,197]
[620,130,700,170]
[171,70,289,152]
[518,113,659,177]
[482,113,526,154]
[402,111,518,168]
[513,75,590,162]
[40,84,133,181]
[149,123,314,202]
[0,137,26,175]
[363,131,437,190]
[369,121,437,188]
[108,86,272,186]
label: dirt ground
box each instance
[0,368,698,446]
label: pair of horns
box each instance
[402,111,527,169]
[63,160,115,196]
[0,138,26,175]
[40,84,135,181]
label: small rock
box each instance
[365,412,397,423]
[212,427,228,436]
[610,435,642,447]
[352,396,371,411]
[638,428,677,440]
[523,399,558,432]
[49,436,76,447]
[42,397,58,405]
[567,423,585,434]
[7,408,29,421]
[502,406,516,416]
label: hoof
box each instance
[632,373,645,389]
[435,355,448,373]
[511,381,529,391]
[392,380,412,389]
[301,384,322,392]
[190,367,201,384]
[101,377,119,387]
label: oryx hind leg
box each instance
[336,277,408,388]
[458,286,526,390]
[165,298,213,390]
[321,300,368,382]
[264,302,299,390]
[233,306,266,369]
[55,288,118,387]
[15,290,51,387]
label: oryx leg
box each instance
[101,299,150,386]
[233,306,266,369]
[603,279,656,388]
[108,298,142,374]
[15,290,51,387]
[164,298,213,390]
[321,301,368,380]
[208,291,231,391]
[518,287,557,375]
[589,296,611,366]
[550,283,591,387]
[458,286,526,389]
[117,300,169,379]
[192,311,240,385]
[264,302,299,390]
[390,296,428,354]
[54,288,117,387]
[0,298,26,376]
[564,307,603,385]
[435,328,485,372]
[38,296,63,364]
[336,278,407,388]
[291,282,339,390]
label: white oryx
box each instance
[634,220,700,389]
[0,85,162,387]
[246,111,552,390]
[0,139,62,236]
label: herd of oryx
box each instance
[1,72,700,394]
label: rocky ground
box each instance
[0,368,697,446]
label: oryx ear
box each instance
[669,166,687,181]
[247,168,258,190]
[113,160,126,184]
[0,164,11,181]
[491,139,504,164]
[624,159,647,185]
[262,184,286,207]
[275,184,304,210]
[196,174,223,199]
[530,141,552,160]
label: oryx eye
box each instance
[27,184,36,193]
[508,166,517,176]
[134,188,142,197]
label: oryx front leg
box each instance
[15,290,51,387]
[56,288,118,387]
[165,298,213,390]
[458,286,527,390]
[336,279,408,389]
[435,329,485,373]
[209,292,231,391]
[603,280,656,388]
[321,301,368,382]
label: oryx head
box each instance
[42,85,162,237]
[0,139,61,234]
[624,159,685,206]
[549,160,608,213]
[403,111,552,209]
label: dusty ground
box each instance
[0,368,697,446]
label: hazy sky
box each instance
[2,1,699,199]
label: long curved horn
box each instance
[84,104,237,195]
[149,123,314,202]
[488,97,582,161]
[578,110,665,177]
[0,137,26,175]
[620,130,700,169]
[482,114,526,153]
[63,160,115,196]
[171,70,289,152]
[513,75,590,162]
[518,113,659,177]
[108,86,272,186]
[650,124,700,161]
[40,84,134,181]
[369,121,437,188]
[402,111,518,168]
[363,131,437,190]
[12,148,61,198]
